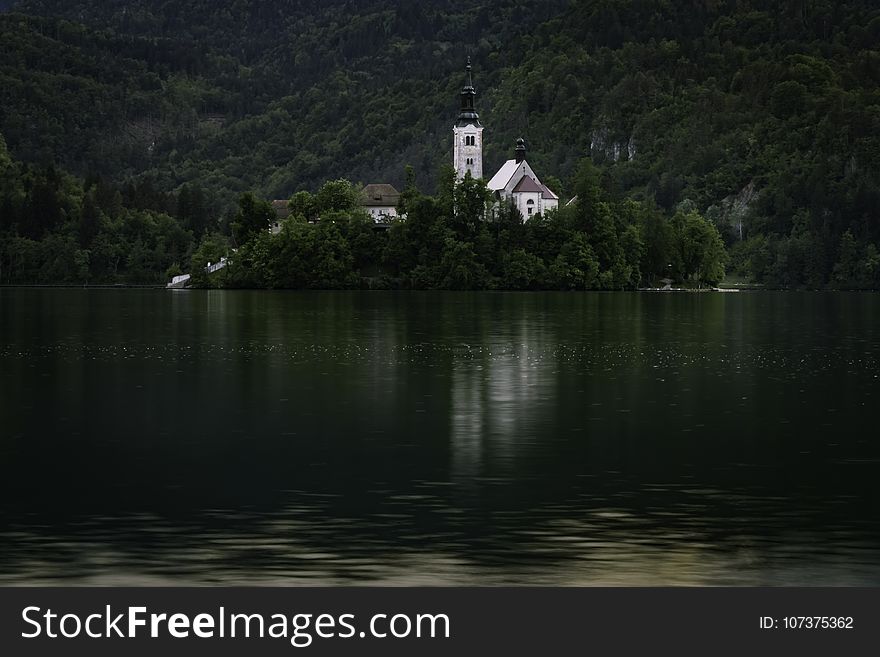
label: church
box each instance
[453,58,559,219]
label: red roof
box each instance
[511,176,543,193]
[539,184,558,200]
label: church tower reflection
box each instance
[449,313,555,483]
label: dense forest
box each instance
[1,0,879,288]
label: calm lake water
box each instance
[1,289,879,585]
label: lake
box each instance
[1,289,879,585]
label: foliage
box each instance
[1,0,879,288]
[0,145,195,284]
[670,208,728,286]
[231,192,275,246]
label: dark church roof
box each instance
[540,183,558,200]
[361,183,400,207]
[511,176,543,193]
[456,57,482,128]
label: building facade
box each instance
[360,183,400,223]
[453,57,484,181]
[454,60,558,219]
[487,139,559,218]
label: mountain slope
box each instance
[2,0,879,286]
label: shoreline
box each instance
[3,284,878,293]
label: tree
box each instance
[639,206,674,283]
[314,179,359,215]
[451,171,490,238]
[671,209,727,285]
[177,184,210,236]
[74,249,90,284]
[79,193,101,247]
[231,192,275,246]
[0,132,10,170]
[288,190,315,221]
[438,238,488,290]
[499,248,546,289]
[189,232,230,286]
[548,234,599,289]
[571,158,602,229]
[397,164,420,216]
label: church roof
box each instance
[487,159,520,191]
[512,176,543,193]
[360,183,400,207]
[456,57,481,128]
[539,183,558,200]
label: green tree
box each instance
[499,248,546,289]
[438,238,488,290]
[671,209,727,285]
[548,234,600,289]
[189,232,230,286]
[314,179,359,215]
[288,190,315,222]
[451,171,490,238]
[231,192,274,246]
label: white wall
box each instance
[453,125,484,180]
[366,206,397,222]
[515,191,543,219]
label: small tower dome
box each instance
[515,138,527,163]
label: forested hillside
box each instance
[1,0,879,288]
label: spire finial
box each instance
[456,56,480,127]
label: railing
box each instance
[205,257,228,274]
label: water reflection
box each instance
[0,290,879,585]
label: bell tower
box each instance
[453,57,483,180]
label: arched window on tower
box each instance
[527,199,535,215]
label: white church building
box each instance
[453,59,559,219]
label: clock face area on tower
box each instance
[454,125,483,180]
[453,57,483,180]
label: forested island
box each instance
[1,0,878,289]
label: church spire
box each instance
[453,57,484,180]
[456,57,481,127]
